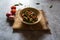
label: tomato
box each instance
[11,6,16,9]
[11,9,16,15]
[9,15,14,20]
[32,16,36,19]
[28,11,32,14]
[6,13,12,17]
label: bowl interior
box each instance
[19,7,41,25]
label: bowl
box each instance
[19,7,42,25]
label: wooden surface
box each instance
[12,10,50,31]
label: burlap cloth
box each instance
[12,10,50,31]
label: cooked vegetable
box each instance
[21,10,38,23]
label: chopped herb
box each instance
[14,4,19,6]
[19,3,23,6]
[50,5,53,8]
[36,3,40,5]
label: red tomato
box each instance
[28,12,32,14]
[11,6,16,9]
[6,13,12,17]
[9,15,14,20]
[32,16,36,19]
[11,9,16,15]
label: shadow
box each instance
[19,22,42,31]
[13,30,51,40]
[6,18,14,26]
[13,22,50,32]
[22,31,51,40]
[13,22,51,40]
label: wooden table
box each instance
[12,10,50,31]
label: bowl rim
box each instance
[18,7,42,25]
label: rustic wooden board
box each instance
[12,10,50,31]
